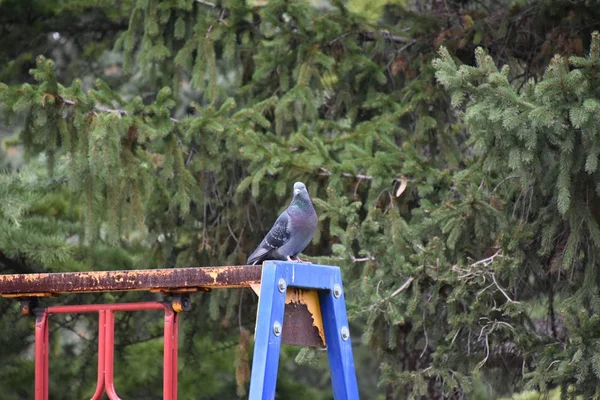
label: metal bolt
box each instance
[273,321,282,336]
[333,284,342,298]
[278,278,287,293]
[341,326,350,341]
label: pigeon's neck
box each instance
[290,195,313,211]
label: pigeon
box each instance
[246,182,318,265]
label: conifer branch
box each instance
[351,256,376,263]
[491,273,518,304]
[474,251,501,267]
[454,252,519,304]
[319,168,412,184]
[388,276,415,299]
[195,0,216,7]
[478,331,490,368]
[329,30,412,45]
[359,30,413,44]
[328,32,352,45]
[59,97,75,105]
[95,105,127,116]
[206,9,228,37]
[492,175,520,193]
[364,276,415,313]
[58,97,180,123]
[217,8,228,26]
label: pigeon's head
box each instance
[293,181,307,195]
[293,181,310,202]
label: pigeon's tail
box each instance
[246,245,270,265]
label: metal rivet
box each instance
[278,278,287,293]
[341,326,350,341]
[273,321,282,336]
[333,284,342,298]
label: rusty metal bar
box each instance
[0,266,262,297]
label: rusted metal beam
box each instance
[0,264,328,348]
[0,266,262,297]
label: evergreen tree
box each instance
[432,31,600,398]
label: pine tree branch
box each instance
[319,168,412,183]
[206,9,228,37]
[359,30,413,44]
[491,272,519,304]
[492,175,520,193]
[195,0,216,7]
[388,276,415,299]
[58,96,180,123]
[351,256,376,263]
[366,276,415,312]
[329,31,413,46]
[94,105,127,116]
[319,167,373,180]
[469,250,503,269]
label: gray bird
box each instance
[246,182,318,265]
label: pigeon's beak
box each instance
[294,189,300,195]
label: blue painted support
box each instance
[249,261,359,400]
[248,261,287,400]
[318,268,359,400]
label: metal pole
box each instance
[104,310,122,400]
[163,308,178,400]
[90,310,106,400]
[34,312,49,400]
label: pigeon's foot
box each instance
[286,255,311,263]
[294,256,312,264]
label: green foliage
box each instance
[432,31,600,398]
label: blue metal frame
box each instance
[249,261,359,400]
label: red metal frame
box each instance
[33,302,178,400]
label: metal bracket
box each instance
[171,294,192,313]
[20,297,39,316]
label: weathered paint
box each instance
[3,292,59,298]
[285,288,326,346]
[250,283,261,296]
[249,284,326,347]
[0,266,262,297]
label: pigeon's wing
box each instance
[246,211,291,265]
